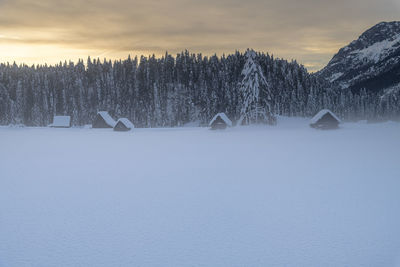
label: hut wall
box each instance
[311,113,339,129]
[114,122,130,131]
[92,115,113,128]
[210,117,228,130]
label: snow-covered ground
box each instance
[0,117,399,267]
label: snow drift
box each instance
[0,118,399,267]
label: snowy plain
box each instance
[0,117,399,267]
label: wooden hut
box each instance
[49,116,71,128]
[209,113,233,130]
[310,109,341,129]
[92,111,116,128]
[114,118,135,132]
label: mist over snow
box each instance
[0,118,399,267]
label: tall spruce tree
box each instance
[239,49,276,125]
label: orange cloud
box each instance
[0,0,399,71]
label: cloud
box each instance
[0,0,399,71]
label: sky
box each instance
[0,0,399,72]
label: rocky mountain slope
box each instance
[318,21,400,93]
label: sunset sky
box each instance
[0,0,399,71]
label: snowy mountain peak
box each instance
[354,21,400,46]
[318,21,400,93]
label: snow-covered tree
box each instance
[0,49,392,127]
[239,49,276,125]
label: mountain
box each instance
[318,21,400,93]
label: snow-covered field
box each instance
[1,118,399,267]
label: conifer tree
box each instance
[239,49,276,125]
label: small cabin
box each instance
[114,118,135,132]
[50,116,71,128]
[310,109,341,130]
[209,113,233,130]
[92,111,116,128]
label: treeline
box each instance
[0,50,398,127]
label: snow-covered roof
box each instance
[50,116,71,127]
[310,109,341,124]
[209,113,233,127]
[98,111,116,127]
[116,118,135,129]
